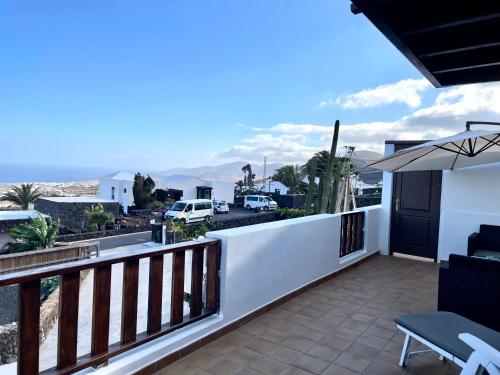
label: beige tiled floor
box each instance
[156,255,462,375]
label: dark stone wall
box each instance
[272,194,306,209]
[35,199,120,230]
[210,212,276,230]
[0,219,31,233]
[356,196,382,208]
[56,223,149,242]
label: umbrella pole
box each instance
[465,121,500,131]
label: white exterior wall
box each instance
[379,143,394,255]
[210,180,234,204]
[170,179,199,200]
[263,181,289,195]
[437,162,500,261]
[98,206,382,375]
[98,178,134,213]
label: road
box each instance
[98,231,152,250]
[94,208,265,250]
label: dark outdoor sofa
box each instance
[468,224,500,258]
[438,254,500,332]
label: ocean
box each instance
[0,163,114,183]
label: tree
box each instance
[241,164,255,188]
[304,157,317,215]
[2,184,41,209]
[3,213,59,253]
[132,173,156,209]
[272,165,306,194]
[302,151,329,178]
[84,203,115,229]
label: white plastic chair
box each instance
[460,333,500,375]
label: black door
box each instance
[390,143,442,261]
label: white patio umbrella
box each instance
[367,121,500,172]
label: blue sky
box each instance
[1,0,499,171]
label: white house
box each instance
[164,175,234,204]
[261,180,288,195]
[99,172,234,210]
[99,172,166,213]
[99,172,136,213]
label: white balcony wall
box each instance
[99,206,382,375]
[438,162,500,261]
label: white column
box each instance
[379,143,395,255]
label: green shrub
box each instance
[151,200,164,209]
[41,276,60,302]
[275,208,306,220]
[3,213,59,253]
[86,223,98,232]
[84,203,115,227]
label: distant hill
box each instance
[352,150,383,184]
[155,150,384,184]
[156,161,284,183]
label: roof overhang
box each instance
[351,0,500,87]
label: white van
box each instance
[165,199,213,224]
[244,195,278,211]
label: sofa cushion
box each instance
[479,224,500,251]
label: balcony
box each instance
[157,254,455,375]
[0,203,492,374]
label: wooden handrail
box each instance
[0,238,218,287]
[6,238,221,375]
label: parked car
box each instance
[164,199,213,224]
[244,195,278,211]
[213,200,229,214]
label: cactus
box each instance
[319,120,340,213]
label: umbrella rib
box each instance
[390,147,439,173]
[365,146,422,168]
[450,139,466,170]
[473,135,500,155]
[434,145,470,156]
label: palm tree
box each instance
[84,203,115,230]
[302,151,330,178]
[272,165,306,194]
[3,213,59,253]
[2,184,41,209]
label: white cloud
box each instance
[221,81,500,164]
[254,123,334,134]
[325,78,432,109]
[218,133,318,164]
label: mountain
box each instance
[352,150,384,184]
[156,161,284,183]
[155,150,384,184]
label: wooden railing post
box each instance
[121,259,139,344]
[147,255,164,334]
[58,271,80,369]
[91,265,112,356]
[190,247,204,317]
[206,243,220,312]
[18,279,41,375]
[170,251,185,325]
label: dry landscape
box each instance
[0,181,99,210]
